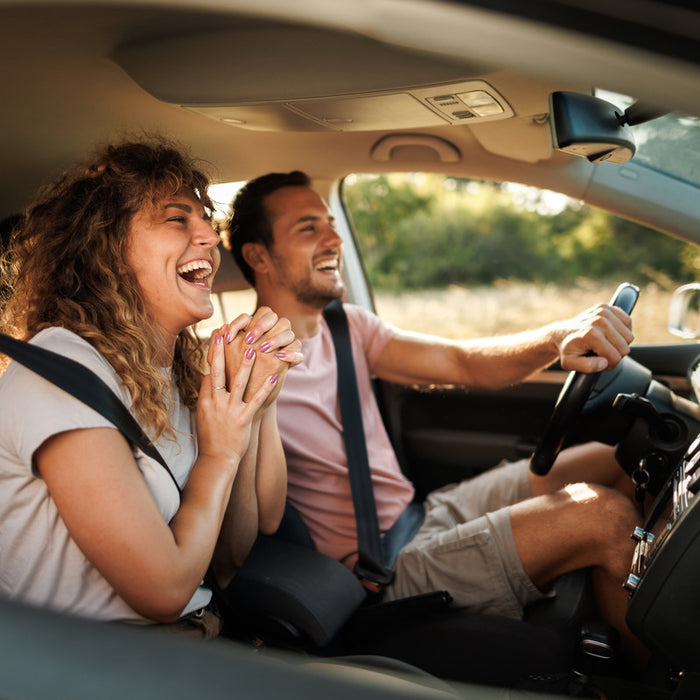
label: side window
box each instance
[341,173,697,344]
[194,182,255,338]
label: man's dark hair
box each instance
[228,170,311,286]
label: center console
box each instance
[625,434,700,672]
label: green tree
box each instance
[343,173,694,291]
[342,175,432,284]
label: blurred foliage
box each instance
[341,174,699,291]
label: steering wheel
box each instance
[529,282,640,475]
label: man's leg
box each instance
[529,441,637,503]
[510,483,647,665]
[390,460,647,662]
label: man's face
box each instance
[263,185,344,308]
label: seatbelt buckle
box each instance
[356,575,384,594]
[353,560,395,592]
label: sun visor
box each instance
[114,27,513,132]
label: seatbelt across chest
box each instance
[323,300,394,587]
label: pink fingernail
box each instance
[260,342,271,353]
[246,348,255,360]
[245,332,255,344]
[214,334,222,345]
[275,352,286,359]
[224,332,233,344]
[269,373,278,384]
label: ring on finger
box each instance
[212,385,226,391]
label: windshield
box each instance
[634,114,700,185]
[597,90,700,186]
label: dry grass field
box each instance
[374,280,680,344]
[212,280,685,345]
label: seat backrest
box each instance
[272,501,315,550]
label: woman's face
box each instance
[125,189,221,342]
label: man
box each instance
[227,170,645,663]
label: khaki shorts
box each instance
[383,459,551,619]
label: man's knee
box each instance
[563,482,639,569]
[563,481,636,523]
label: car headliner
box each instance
[1,0,699,228]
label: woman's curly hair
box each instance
[0,136,215,441]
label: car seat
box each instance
[217,502,605,693]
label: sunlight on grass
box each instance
[201,280,684,346]
[374,281,678,344]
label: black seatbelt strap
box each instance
[323,300,394,587]
[0,332,181,495]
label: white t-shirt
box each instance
[0,327,210,622]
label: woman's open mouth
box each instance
[177,259,213,288]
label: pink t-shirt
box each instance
[277,304,415,568]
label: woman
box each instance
[0,138,301,637]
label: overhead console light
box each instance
[455,90,504,117]
[183,80,513,132]
[549,91,636,164]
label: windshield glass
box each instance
[597,90,700,186]
[341,171,696,344]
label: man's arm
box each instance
[255,404,288,534]
[211,417,262,589]
[372,303,634,389]
[212,390,288,590]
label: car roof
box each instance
[0,0,698,225]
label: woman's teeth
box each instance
[177,260,212,283]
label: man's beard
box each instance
[290,276,344,309]
[272,251,344,309]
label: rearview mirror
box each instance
[668,283,700,339]
[549,91,636,164]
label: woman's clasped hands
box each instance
[199,307,302,465]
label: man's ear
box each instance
[242,242,269,274]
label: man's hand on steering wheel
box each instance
[529,283,640,476]
[557,302,635,375]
